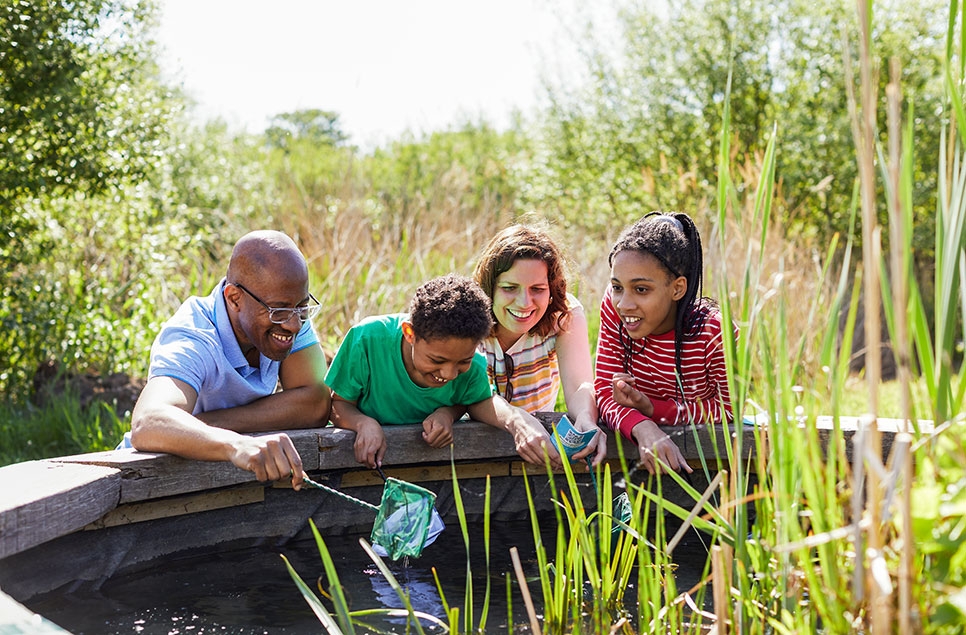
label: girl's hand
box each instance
[631,420,692,475]
[612,373,653,416]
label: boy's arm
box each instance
[466,395,562,468]
[196,343,332,432]
[329,394,387,468]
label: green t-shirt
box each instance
[325,314,494,425]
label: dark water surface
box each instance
[26,519,710,634]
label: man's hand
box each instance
[229,432,305,489]
[631,420,692,476]
[612,373,653,415]
[422,409,455,448]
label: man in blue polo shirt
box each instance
[128,230,331,489]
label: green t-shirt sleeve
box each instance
[324,325,369,403]
[455,353,495,406]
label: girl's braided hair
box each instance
[608,212,712,380]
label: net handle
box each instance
[301,475,380,512]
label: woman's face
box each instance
[491,258,551,348]
[610,249,686,340]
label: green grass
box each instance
[0,393,127,465]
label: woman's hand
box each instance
[569,414,607,466]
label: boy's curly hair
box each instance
[409,274,494,342]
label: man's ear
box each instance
[224,282,243,312]
[671,276,688,302]
[401,321,416,344]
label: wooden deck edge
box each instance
[0,415,932,564]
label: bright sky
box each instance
[156,0,576,147]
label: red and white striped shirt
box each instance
[594,287,735,440]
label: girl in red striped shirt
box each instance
[595,212,734,475]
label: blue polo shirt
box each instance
[148,278,319,415]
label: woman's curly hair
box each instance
[473,224,572,337]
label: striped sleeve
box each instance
[594,290,649,440]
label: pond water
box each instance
[26,519,710,634]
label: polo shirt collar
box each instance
[213,278,258,376]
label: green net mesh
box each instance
[370,477,438,560]
[612,492,632,534]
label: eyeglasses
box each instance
[231,282,321,324]
[500,353,515,402]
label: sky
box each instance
[155,0,579,147]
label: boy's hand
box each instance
[422,409,455,448]
[631,420,691,475]
[352,418,387,468]
[612,373,653,416]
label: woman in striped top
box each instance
[595,212,734,475]
[474,224,606,465]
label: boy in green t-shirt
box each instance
[326,274,562,469]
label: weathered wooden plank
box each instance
[85,485,265,529]
[55,431,333,503]
[0,461,120,559]
[325,461,517,488]
[55,423,526,503]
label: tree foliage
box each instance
[265,109,349,150]
[0,0,195,396]
[529,0,946,247]
[0,0,174,203]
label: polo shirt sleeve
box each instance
[456,353,496,406]
[324,324,370,403]
[148,325,219,396]
[291,318,320,353]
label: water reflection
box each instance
[25,519,710,634]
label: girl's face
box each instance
[610,250,687,340]
[492,259,551,348]
[401,323,478,388]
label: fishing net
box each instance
[611,491,632,533]
[301,474,441,560]
[370,477,441,560]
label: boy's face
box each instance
[402,323,479,388]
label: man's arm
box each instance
[467,395,562,468]
[129,376,305,488]
[198,343,331,432]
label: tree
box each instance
[529,0,946,244]
[0,0,183,395]
[265,109,349,150]
[0,0,173,203]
